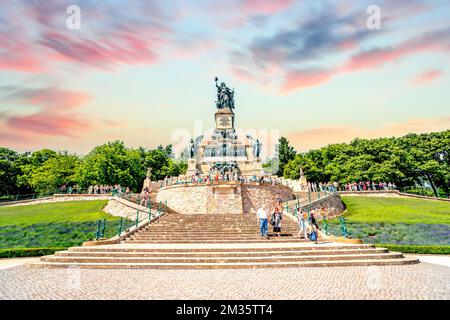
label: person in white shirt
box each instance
[256,207,269,238]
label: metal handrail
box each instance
[103,195,168,240]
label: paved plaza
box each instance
[0,261,448,300]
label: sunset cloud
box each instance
[281,69,332,93]
[0,1,449,154]
[411,69,443,85]
[240,0,294,14]
[279,26,450,92]
[7,112,90,137]
[1,86,91,110]
[0,86,93,139]
[0,1,190,72]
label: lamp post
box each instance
[415,168,439,198]
[434,150,448,164]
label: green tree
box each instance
[277,137,296,176]
[30,153,80,194]
[282,130,450,197]
[76,141,145,192]
[0,148,22,196]
[143,146,183,181]
[16,149,58,192]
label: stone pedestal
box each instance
[186,158,197,176]
[246,145,254,161]
[142,178,151,192]
[252,158,264,175]
[211,183,240,200]
[298,168,308,191]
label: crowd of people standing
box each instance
[301,181,398,193]
[162,173,287,187]
[58,184,131,195]
[86,184,129,195]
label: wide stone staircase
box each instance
[125,213,302,243]
[28,212,419,269]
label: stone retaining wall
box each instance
[293,193,346,220]
[102,197,151,221]
[156,182,294,214]
[241,184,294,213]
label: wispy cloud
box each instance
[0,85,92,138]
[1,86,91,110]
[7,112,90,137]
[411,69,443,85]
[0,1,194,72]
[229,0,450,93]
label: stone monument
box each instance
[186,77,264,176]
[299,167,308,191]
[142,167,152,192]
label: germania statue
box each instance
[214,77,235,110]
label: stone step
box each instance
[144,224,298,228]
[67,244,376,253]
[40,252,404,264]
[153,219,288,222]
[124,239,315,244]
[55,248,388,258]
[145,224,289,227]
[134,231,298,235]
[27,257,420,269]
[140,229,299,233]
[131,234,297,239]
[143,227,298,231]
[131,236,298,240]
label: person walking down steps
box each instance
[271,204,283,237]
[256,206,269,238]
[297,207,307,238]
[308,212,320,244]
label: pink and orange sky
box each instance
[0,0,449,156]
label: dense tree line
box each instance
[0,141,186,196]
[280,130,449,197]
[2,131,449,197]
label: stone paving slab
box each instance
[406,254,450,268]
[0,257,40,270]
[0,262,448,299]
[84,241,360,250]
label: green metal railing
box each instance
[322,215,328,235]
[95,219,107,240]
[107,197,168,240]
[339,216,348,238]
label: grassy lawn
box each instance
[0,200,114,226]
[326,196,450,251]
[0,201,123,253]
[340,196,450,224]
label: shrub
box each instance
[0,247,67,258]
[375,244,450,255]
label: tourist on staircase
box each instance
[256,206,269,238]
[308,223,319,244]
[297,207,306,238]
[309,212,320,244]
[272,204,282,237]
[140,189,150,208]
